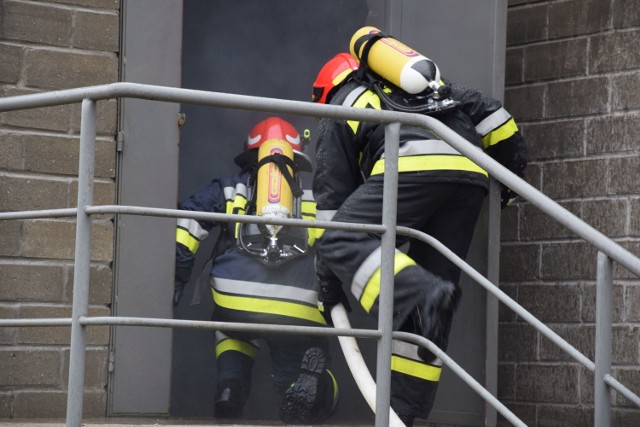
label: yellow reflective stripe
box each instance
[225,200,233,215]
[216,338,259,359]
[481,118,518,149]
[212,289,327,325]
[326,369,339,408]
[370,155,488,177]
[301,200,318,246]
[176,227,200,253]
[347,90,381,133]
[391,355,442,382]
[360,253,416,313]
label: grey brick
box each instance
[0,88,72,132]
[20,134,116,178]
[496,403,537,427]
[582,198,627,237]
[609,155,640,195]
[627,197,640,232]
[522,119,584,161]
[70,99,118,136]
[0,306,17,344]
[507,4,548,46]
[0,220,23,256]
[0,43,23,84]
[62,348,108,388]
[587,114,640,155]
[591,30,640,73]
[499,283,519,322]
[581,283,625,323]
[524,39,588,81]
[17,305,110,345]
[612,327,640,364]
[580,367,594,404]
[523,163,542,192]
[505,48,524,85]
[0,393,10,418]
[497,362,516,400]
[74,11,119,52]
[0,0,72,46]
[500,243,539,282]
[538,405,592,427]
[626,284,640,322]
[14,391,66,418]
[47,0,120,9]
[542,159,607,199]
[515,364,580,403]
[0,133,24,170]
[613,368,640,407]
[521,201,580,241]
[541,242,597,280]
[23,49,118,90]
[548,0,612,38]
[70,180,116,209]
[546,77,609,119]
[519,283,582,323]
[612,408,640,426]
[613,0,640,28]
[540,324,594,362]
[498,323,537,362]
[612,74,640,111]
[0,263,64,302]
[500,203,518,241]
[504,85,545,121]
[66,263,113,305]
[0,349,61,386]
[0,175,70,211]
[21,219,113,261]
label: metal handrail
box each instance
[1,82,639,427]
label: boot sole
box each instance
[280,347,327,424]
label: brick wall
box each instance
[500,0,640,425]
[0,0,120,419]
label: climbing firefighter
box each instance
[311,27,527,427]
[173,116,339,424]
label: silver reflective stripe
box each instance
[392,339,442,366]
[316,209,337,221]
[475,107,511,137]
[234,182,248,199]
[177,217,209,240]
[352,246,399,299]
[215,331,260,348]
[213,277,318,305]
[342,85,368,107]
[380,139,461,158]
[302,189,314,202]
[223,185,235,201]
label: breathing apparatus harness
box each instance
[236,134,310,265]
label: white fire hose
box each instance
[330,303,405,427]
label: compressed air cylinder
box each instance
[256,138,294,236]
[350,26,441,94]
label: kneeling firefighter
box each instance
[174,117,339,423]
[312,28,527,427]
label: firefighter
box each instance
[174,117,339,424]
[311,40,527,426]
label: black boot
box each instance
[396,412,415,427]
[418,280,459,362]
[214,379,246,419]
[280,347,335,424]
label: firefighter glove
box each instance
[318,282,351,325]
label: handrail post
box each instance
[66,98,96,427]
[594,251,613,427]
[376,122,400,427]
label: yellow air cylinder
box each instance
[350,26,440,94]
[256,138,294,235]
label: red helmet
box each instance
[312,53,359,104]
[234,117,312,171]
